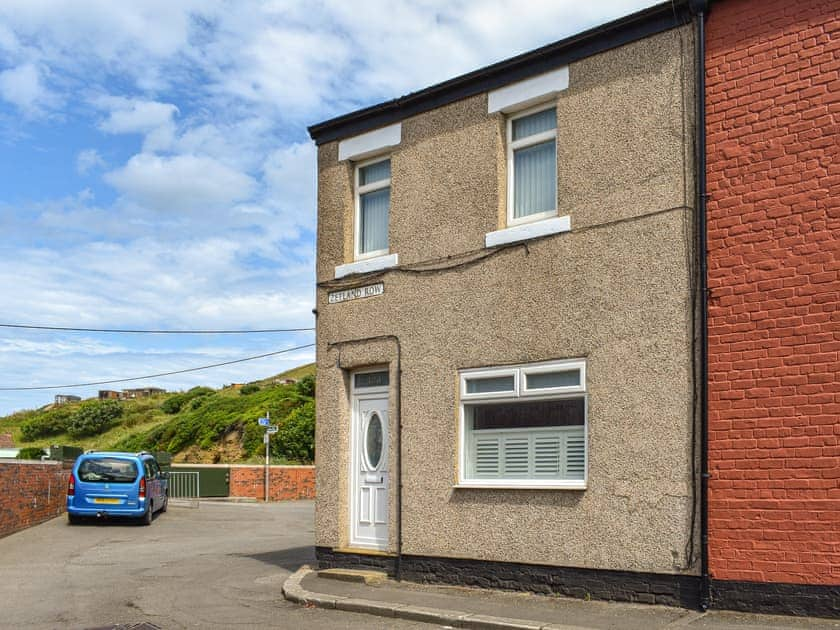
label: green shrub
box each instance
[242,420,264,456]
[239,384,260,396]
[274,400,315,463]
[160,394,186,414]
[161,387,214,414]
[295,374,315,398]
[16,447,46,460]
[66,400,122,437]
[19,406,74,441]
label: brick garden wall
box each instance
[705,0,839,585]
[229,465,315,501]
[0,460,68,539]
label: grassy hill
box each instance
[0,363,315,464]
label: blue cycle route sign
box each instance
[258,417,270,427]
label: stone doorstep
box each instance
[283,566,595,630]
[318,568,388,585]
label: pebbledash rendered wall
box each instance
[314,23,700,604]
[705,0,839,616]
[0,460,68,539]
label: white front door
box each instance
[351,391,389,549]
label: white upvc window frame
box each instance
[460,367,519,401]
[457,359,587,490]
[520,359,586,397]
[354,156,391,261]
[506,103,558,228]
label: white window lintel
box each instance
[338,123,402,161]
[335,253,398,279]
[488,67,569,114]
[485,215,571,248]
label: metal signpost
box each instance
[261,412,271,502]
[259,413,279,502]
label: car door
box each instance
[150,459,165,505]
[143,460,158,510]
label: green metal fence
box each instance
[169,465,230,497]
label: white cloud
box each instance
[76,148,105,174]
[262,141,316,230]
[0,233,315,333]
[172,118,276,172]
[0,337,129,357]
[0,1,209,88]
[97,98,177,133]
[0,23,21,56]
[94,96,179,151]
[0,63,53,114]
[104,153,256,213]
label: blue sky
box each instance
[0,0,657,415]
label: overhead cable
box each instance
[0,343,316,391]
[0,323,314,334]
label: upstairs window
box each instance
[355,158,391,259]
[507,107,557,225]
[459,359,586,489]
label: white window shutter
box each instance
[564,433,586,480]
[474,436,500,477]
[502,437,529,476]
[534,435,561,476]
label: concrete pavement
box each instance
[284,566,840,630]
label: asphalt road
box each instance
[0,501,433,629]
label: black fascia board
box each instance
[308,0,691,145]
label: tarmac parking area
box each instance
[0,501,430,629]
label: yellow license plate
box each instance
[93,498,120,504]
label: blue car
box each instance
[67,451,168,525]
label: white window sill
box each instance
[485,215,570,248]
[335,253,398,279]
[454,481,586,490]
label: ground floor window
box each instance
[459,359,587,489]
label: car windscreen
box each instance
[77,458,139,483]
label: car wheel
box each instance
[68,513,82,525]
[141,503,153,526]
[161,493,168,513]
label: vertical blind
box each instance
[359,159,391,185]
[512,108,556,140]
[512,108,557,220]
[360,188,389,254]
[358,159,391,255]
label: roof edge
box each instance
[308,0,691,145]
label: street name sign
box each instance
[328,282,384,304]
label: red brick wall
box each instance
[705,0,839,585]
[229,466,315,501]
[0,461,68,538]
